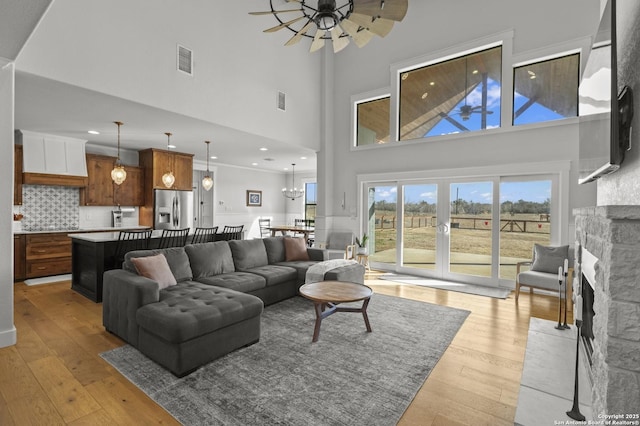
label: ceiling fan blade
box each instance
[310,29,326,52]
[348,13,394,38]
[341,18,375,48]
[353,0,409,22]
[264,15,305,33]
[285,21,314,46]
[331,26,350,53]
[249,9,300,16]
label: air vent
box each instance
[177,44,193,75]
[277,91,286,111]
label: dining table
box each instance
[268,225,315,243]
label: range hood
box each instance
[17,130,88,186]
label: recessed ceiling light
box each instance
[429,81,435,86]
[88,130,100,135]
[472,69,479,74]
[259,147,268,151]
[421,92,428,99]
[251,162,258,166]
[168,144,176,149]
[401,73,409,80]
[300,156,307,160]
[210,156,218,160]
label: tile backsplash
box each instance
[20,185,80,231]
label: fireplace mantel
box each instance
[574,205,640,417]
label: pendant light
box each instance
[162,132,176,188]
[282,163,304,200]
[111,121,127,185]
[202,140,213,191]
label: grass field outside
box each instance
[369,212,551,280]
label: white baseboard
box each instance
[0,326,17,348]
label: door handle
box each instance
[436,223,449,234]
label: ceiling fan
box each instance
[250,0,409,53]
[446,58,493,122]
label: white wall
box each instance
[597,0,640,204]
[15,0,322,151]
[210,164,317,239]
[0,60,17,348]
[318,0,600,243]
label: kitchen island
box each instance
[69,230,158,302]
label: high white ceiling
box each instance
[8,0,318,173]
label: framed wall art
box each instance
[246,190,262,207]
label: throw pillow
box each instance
[131,253,177,289]
[284,237,310,261]
[531,244,569,274]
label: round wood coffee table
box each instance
[298,280,373,342]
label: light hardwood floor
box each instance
[0,276,565,425]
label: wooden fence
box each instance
[375,216,550,234]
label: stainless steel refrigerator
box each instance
[154,189,194,230]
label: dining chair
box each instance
[219,225,244,241]
[158,228,190,248]
[191,226,219,244]
[113,229,152,268]
[258,218,271,238]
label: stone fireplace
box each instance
[574,206,640,416]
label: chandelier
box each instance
[282,163,304,200]
[111,121,127,185]
[202,140,213,191]
[162,132,176,188]
[250,0,408,53]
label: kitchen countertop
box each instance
[68,229,162,243]
[14,226,150,235]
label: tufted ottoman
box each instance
[135,286,264,377]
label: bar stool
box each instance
[191,226,218,244]
[113,229,152,268]
[219,225,244,241]
[158,228,190,248]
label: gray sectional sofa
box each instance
[102,236,365,376]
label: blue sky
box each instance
[374,180,551,204]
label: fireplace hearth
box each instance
[574,206,640,417]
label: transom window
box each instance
[398,46,502,141]
[356,96,390,146]
[513,53,580,126]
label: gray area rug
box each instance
[101,294,469,426]
[380,273,511,299]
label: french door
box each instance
[366,175,555,287]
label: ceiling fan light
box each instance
[316,13,338,31]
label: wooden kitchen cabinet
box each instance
[14,234,25,281]
[139,148,193,191]
[81,154,115,206]
[25,233,72,279]
[80,154,144,206]
[115,165,144,206]
[14,145,23,205]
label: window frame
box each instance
[512,51,581,127]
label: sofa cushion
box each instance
[197,272,267,293]
[130,253,177,289]
[185,241,235,278]
[136,287,263,343]
[159,281,219,301]
[229,239,269,270]
[518,270,560,290]
[124,247,193,283]
[284,237,310,261]
[276,260,319,283]
[243,265,298,287]
[531,244,569,274]
[262,237,286,264]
